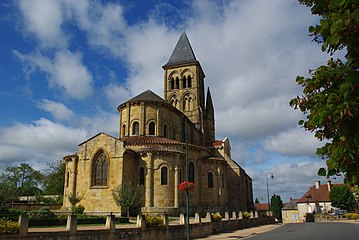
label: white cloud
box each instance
[14,50,93,99]
[263,127,325,157]
[18,0,67,49]
[38,99,74,121]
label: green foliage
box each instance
[73,205,85,215]
[144,215,164,227]
[292,0,359,184]
[0,182,20,208]
[343,212,359,219]
[330,185,355,210]
[270,194,283,220]
[42,160,65,195]
[112,182,144,217]
[67,192,82,214]
[255,197,260,204]
[242,212,251,219]
[29,207,56,219]
[211,213,222,222]
[0,218,18,233]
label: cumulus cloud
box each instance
[38,99,74,121]
[17,0,67,49]
[14,50,93,99]
[263,127,325,157]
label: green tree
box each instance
[255,197,260,204]
[0,181,20,208]
[42,160,65,195]
[290,0,359,184]
[1,163,44,196]
[270,194,283,220]
[112,182,144,217]
[330,185,354,211]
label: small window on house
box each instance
[208,172,214,188]
[92,150,108,186]
[149,122,156,135]
[189,162,195,183]
[139,167,145,185]
[132,121,139,135]
[161,166,168,185]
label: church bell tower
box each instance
[162,32,206,131]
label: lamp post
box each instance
[266,173,274,211]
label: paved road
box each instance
[246,222,359,240]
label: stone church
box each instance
[63,32,253,215]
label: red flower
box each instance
[179,181,195,191]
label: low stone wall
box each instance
[1,212,275,240]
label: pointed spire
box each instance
[206,87,214,115]
[163,31,198,67]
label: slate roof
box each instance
[282,199,298,210]
[163,31,198,67]
[125,90,168,104]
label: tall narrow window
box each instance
[161,166,168,185]
[188,76,192,88]
[183,76,187,88]
[189,162,195,182]
[139,167,145,185]
[175,77,179,89]
[170,78,174,89]
[122,124,126,138]
[66,171,70,188]
[149,122,155,135]
[208,172,214,188]
[163,124,168,138]
[92,150,108,186]
[132,121,139,135]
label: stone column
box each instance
[179,213,185,225]
[141,103,145,135]
[18,213,28,237]
[66,214,77,235]
[174,166,179,208]
[145,153,154,207]
[195,213,201,223]
[71,156,78,196]
[105,214,116,232]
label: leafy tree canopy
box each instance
[270,194,283,220]
[112,182,144,217]
[291,0,359,184]
[330,185,355,210]
[42,160,65,195]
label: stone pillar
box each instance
[255,211,259,218]
[66,214,77,235]
[250,211,254,219]
[127,103,131,136]
[140,103,145,135]
[136,214,145,229]
[179,213,185,225]
[232,212,237,220]
[162,213,169,228]
[71,156,78,196]
[238,211,243,220]
[174,166,179,208]
[206,212,212,222]
[145,153,154,207]
[195,213,201,223]
[224,212,230,221]
[105,214,116,232]
[18,213,28,237]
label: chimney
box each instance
[327,180,332,192]
[315,181,320,189]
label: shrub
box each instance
[344,213,359,220]
[29,207,56,219]
[73,205,85,215]
[0,218,18,233]
[145,215,164,227]
[243,212,251,219]
[211,213,222,222]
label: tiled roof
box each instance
[297,183,345,203]
[282,199,298,210]
[163,31,198,67]
[124,136,184,146]
[254,203,269,211]
[207,140,223,147]
[133,145,184,155]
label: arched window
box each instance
[189,162,195,183]
[92,150,108,186]
[163,124,168,138]
[208,172,214,188]
[188,76,192,88]
[172,127,177,140]
[139,167,145,185]
[170,78,174,89]
[161,166,168,185]
[149,122,156,135]
[132,121,139,135]
[122,124,126,138]
[183,76,187,88]
[175,77,179,89]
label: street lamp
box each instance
[266,173,274,211]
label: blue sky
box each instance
[0,0,344,203]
